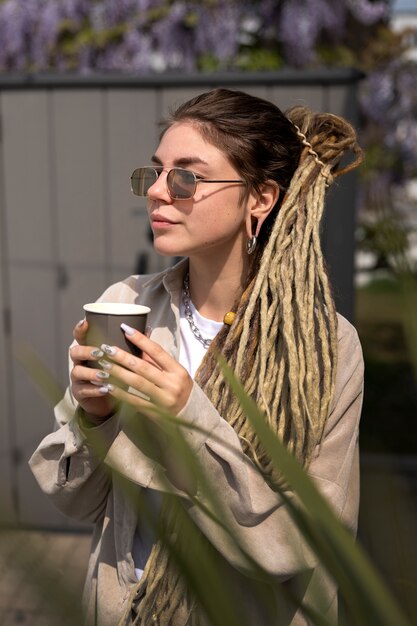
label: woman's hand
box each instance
[95,324,193,418]
[70,320,118,424]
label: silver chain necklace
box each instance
[183,273,212,349]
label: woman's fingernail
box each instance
[145,325,152,337]
[121,323,135,336]
[101,344,117,356]
[96,370,109,380]
[77,318,85,327]
[91,349,104,358]
[99,384,114,394]
[98,359,113,371]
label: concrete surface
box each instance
[0,529,91,625]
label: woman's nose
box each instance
[147,171,172,202]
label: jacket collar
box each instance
[142,257,189,295]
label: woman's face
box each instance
[146,122,251,263]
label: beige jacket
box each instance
[29,259,364,626]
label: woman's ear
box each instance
[245,181,280,238]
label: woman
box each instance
[30,88,364,626]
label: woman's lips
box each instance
[151,214,177,227]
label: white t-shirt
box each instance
[178,296,223,378]
[133,295,222,580]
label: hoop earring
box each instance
[246,235,257,255]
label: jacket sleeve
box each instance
[28,277,155,523]
[28,382,125,523]
[104,316,364,579]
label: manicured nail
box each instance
[121,323,135,336]
[98,384,114,394]
[101,344,117,356]
[96,370,109,380]
[90,349,104,358]
[98,359,113,371]
[77,318,85,327]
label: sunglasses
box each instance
[130,166,245,200]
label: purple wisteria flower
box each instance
[31,1,61,68]
[278,0,343,67]
[194,2,241,62]
[152,3,195,71]
[0,0,31,69]
[359,59,417,182]
[346,0,389,25]
[0,0,394,73]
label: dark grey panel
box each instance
[0,134,15,521]
[52,90,107,266]
[270,85,323,112]
[107,89,159,269]
[1,91,53,263]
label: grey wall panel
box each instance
[7,266,66,526]
[106,89,159,271]
[0,330,15,524]
[0,230,14,523]
[9,266,58,442]
[160,87,207,118]
[0,92,15,524]
[0,319,15,523]
[323,171,358,320]
[328,83,359,124]
[1,91,53,263]
[270,85,323,112]
[52,90,107,267]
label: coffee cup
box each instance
[83,302,151,359]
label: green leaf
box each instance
[217,354,412,626]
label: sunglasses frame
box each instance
[131,166,245,200]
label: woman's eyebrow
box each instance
[175,157,209,168]
[150,155,209,168]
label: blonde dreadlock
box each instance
[120,90,364,626]
[196,105,363,478]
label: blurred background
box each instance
[0,0,416,624]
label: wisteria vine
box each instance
[0,0,389,73]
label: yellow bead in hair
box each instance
[223,311,236,326]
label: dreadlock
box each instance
[191,95,363,478]
[119,89,364,626]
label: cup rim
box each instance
[83,302,151,315]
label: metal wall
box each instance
[0,70,361,529]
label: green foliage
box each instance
[16,348,415,625]
[236,47,285,72]
[315,44,357,68]
[218,357,412,626]
[358,216,411,267]
[360,144,400,180]
[197,53,221,73]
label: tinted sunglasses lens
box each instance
[167,169,195,199]
[131,168,158,196]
